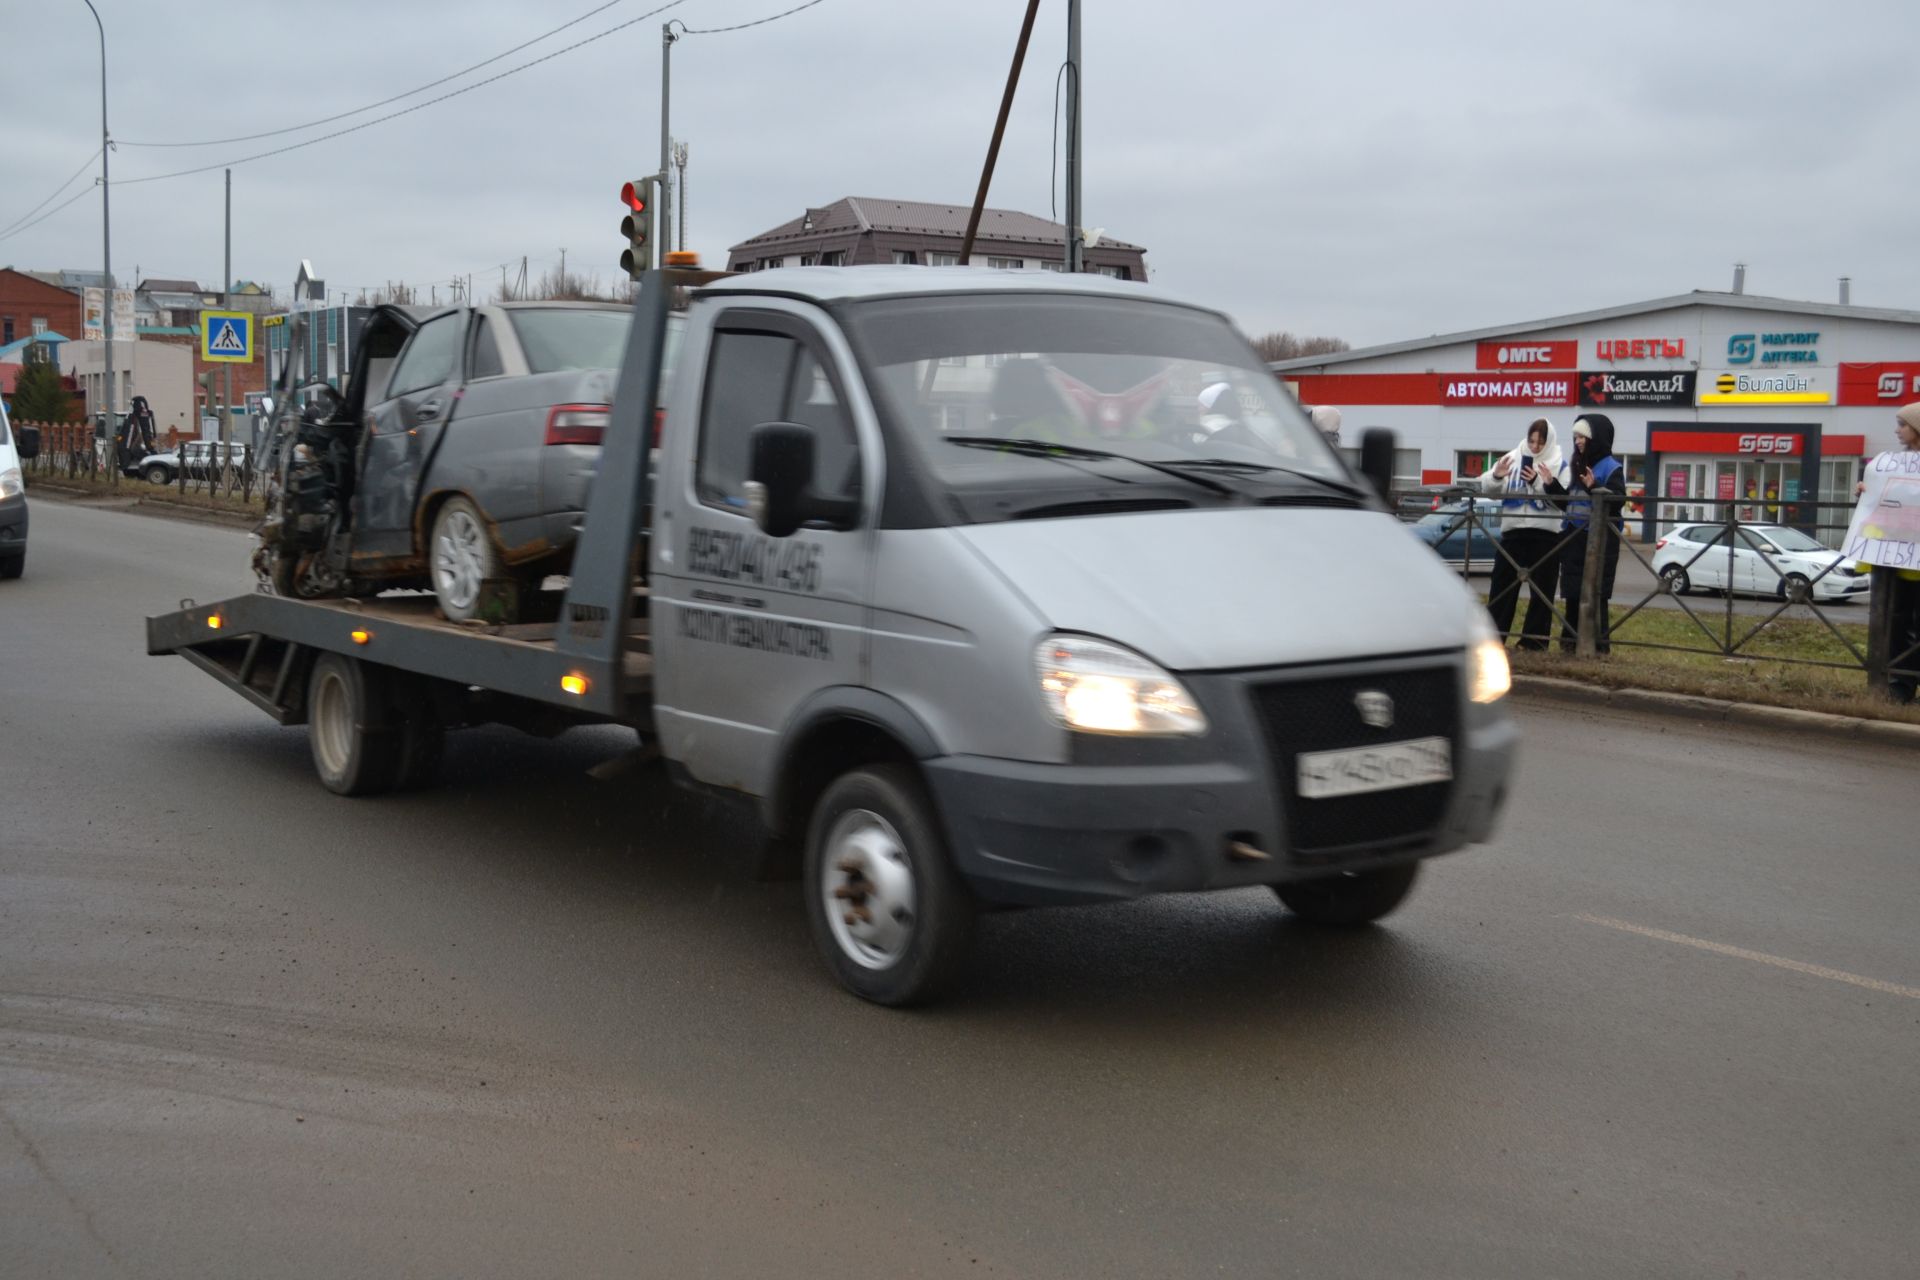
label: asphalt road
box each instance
[4,497,1915,1279]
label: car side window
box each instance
[786,349,860,502]
[697,330,797,510]
[386,315,461,399]
[469,316,505,379]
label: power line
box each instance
[117,0,639,149]
[0,147,103,240]
[0,185,98,247]
[672,0,827,35]
[115,1,690,187]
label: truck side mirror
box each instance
[1359,427,1397,506]
[15,425,40,460]
[745,421,858,539]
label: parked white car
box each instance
[1653,523,1869,604]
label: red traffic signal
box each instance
[620,180,648,213]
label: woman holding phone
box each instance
[1478,417,1565,650]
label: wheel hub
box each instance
[822,810,916,970]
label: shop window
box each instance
[1456,449,1501,481]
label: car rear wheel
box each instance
[1273,863,1420,926]
[804,765,975,1006]
[307,653,404,796]
[1659,564,1691,595]
[430,496,507,622]
[144,465,170,485]
[1780,573,1812,604]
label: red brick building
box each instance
[0,269,84,346]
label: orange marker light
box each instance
[560,673,590,696]
[206,614,224,630]
[350,629,372,646]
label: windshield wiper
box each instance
[943,436,1237,497]
[1172,457,1368,499]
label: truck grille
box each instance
[1250,664,1459,857]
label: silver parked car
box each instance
[258,301,663,620]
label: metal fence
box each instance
[14,420,264,503]
[1396,487,1917,697]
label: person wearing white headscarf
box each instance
[1478,417,1566,649]
[1308,404,1342,446]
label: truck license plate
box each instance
[1296,737,1452,799]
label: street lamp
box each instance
[80,0,114,482]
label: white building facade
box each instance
[1274,291,1920,544]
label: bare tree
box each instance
[1250,331,1351,363]
[513,266,633,303]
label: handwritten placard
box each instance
[1843,451,1920,569]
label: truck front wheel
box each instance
[307,653,404,796]
[804,765,975,1006]
[1272,863,1420,926]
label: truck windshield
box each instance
[846,293,1348,519]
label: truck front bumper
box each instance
[923,662,1517,907]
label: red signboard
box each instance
[1475,340,1575,370]
[1666,469,1689,498]
[1838,362,1920,405]
[1594,337,1687,361]
[1440,374,1575,407]
[1420,469,1452,486]
[1716,472,1737,500]
[1290,373,1439,406]
[1826,434,1866,455]
[1649,430,1804,456]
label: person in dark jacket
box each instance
[1547,413,1628,654]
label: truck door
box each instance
[652,306,874,796]
[356,309,466,558]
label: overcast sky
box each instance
[4,0,1915,347]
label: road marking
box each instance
[1574,914,1920,1000]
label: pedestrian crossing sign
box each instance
[201,310,254,363]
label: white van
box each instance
[0,399,28,579]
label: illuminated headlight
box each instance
[1469,635,1511,703]
[0,467,21,500]
[1034,635,1208,736]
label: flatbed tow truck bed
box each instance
[146,590,654,726]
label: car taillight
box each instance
[1654,537,1667,550]
[653,406,665,449]
[545,404,609,446]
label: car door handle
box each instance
[415,400,442,421]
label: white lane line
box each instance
[1574,914,1920,1001]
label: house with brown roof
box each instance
[726,197,1148,280]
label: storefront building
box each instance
[1272,290,1919,544]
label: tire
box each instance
[0,552,22,581]
[429,496,508,622]
[804,765,975,1007]
[1658,564,1690,595]
[1272,862,1420,926]
[1780,573,1811,604]
[306,653,403,796]
[144,465,170,485]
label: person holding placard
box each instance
[1850,403,1920,701]
[1546,414,1627,654]
[1478,417,1565,650]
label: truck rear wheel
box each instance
[1272,863,1420,926]
[804,765,975,1006]
[307,653,403,796]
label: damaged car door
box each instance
[355,308,467,563]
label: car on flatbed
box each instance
[152,265,1517,1006]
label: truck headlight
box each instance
[0,467,21,500]
[1469,635,1511,703]
[1034,635,1208,736]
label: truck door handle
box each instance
[415,400,442,421]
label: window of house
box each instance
[818,251,846,267]
[1096,266,1129,280]
[31,316,49,335]
[696,327,859,512]
[761,258,782,271]
[892,250,917,265]
[2,318,12,343]
[985,256,1023,270]
[799,254,818,267]
[927,252,959,267]
[1039,260,1065,272]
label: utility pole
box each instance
[660,24,676,270]
[672,141,689,251]
[82,0,115,481]
[1065,0,1085,273]
[222,168,233,493]
[559,247,567,294]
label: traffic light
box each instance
[620,178,657,279]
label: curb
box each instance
[27,483,261,531]
[1512,674,1920,751]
